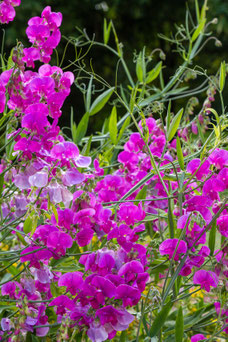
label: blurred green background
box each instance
[1,0,228,134]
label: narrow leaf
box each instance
[109,106,118,145]
[149,300,172,337]
[103,19,112,45]
[176,137,184,170]
[136,51,145,82]
[117,116,130,143]
[208,221,216,255]
[75,112,89,144]
[86,75,93,112]
[146,61,162,84]
[134,185,147,205]
[167,108,183,141]
[175,306,184,342]
[89,87,114,116]
[191,18,206,42]
[219,61,226,92]
[23,216,33,234]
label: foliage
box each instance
[0,1,227,342]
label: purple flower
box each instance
[47,231,73,256]
[96,305,134,330]
[58,272,84,295]
[29,170,48,188]
[159,239,187,261]
[186,158,210,180]
[61,168,85,186]
[216,215,228,238]
[118,203,145,226]
[91,275,116,299]
[87,324,108,342]
[191,334,206,342]
[49,295,75,315]
[208,148,228,169]
[202,176,225,201]
[50,142,91,167]
[1,282,16,298]
[193,270,219,292]
[115,284,141,307]
[1,318,12,331]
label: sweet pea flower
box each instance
[50,141,91,168]
[191,334,206,342]
[159,239,187,261]
[208,148,228,169]
[193,270,219,292]
[47,231,73,256]
[216,215,228,238]
[96,306,134,331]
[49,295,75,315]
[1,318,12,331]
[58,272,84,295]
[186,158,210,180]
[87,324,108,342]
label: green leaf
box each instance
[134,185,147,205]
[136,49,146,82]
[166,100,171,133]
[89,87,114,116]
[146,61,162,84]
[74,112,89,144]
[149,300,172,337]
[176,137,184,170]
[191,18,206,43]
[208,221,216,256]
[7,48,15,70]
[109,106,117,144]
[103,19,112,45]
[86,75,93,112]
[219,61,226,92]
[0,174,4,196]
[82,135,93,156]
[70,107,77,143]
[167,108,183,141]
[175,307,184,342]
[117,116,130,143]
[23,216,33,234]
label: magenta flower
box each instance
[96,305,134,330]
[50,141,91,167]
[202,176,225,200]
[28,170,48,188]
[115,284,141,307]
[62,168,85,186]
[191,334,206,342]
[159,239,187,261]
[22,103,49,134]
[49,295,75,315]
[208,148,228,169]
[216,215,228,238]
[1,282,16,298]
[58,272,84,295]
[87,324,108,342]
[186,158,210,180]
[118,203,145,226]
[1,318,12,331]
[193,270,219,292]
[47,231,73,256]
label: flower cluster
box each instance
[0,0,20,24]
[0,3,227,342]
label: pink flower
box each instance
[159,239,187,261]
[191,334,206,342]
[47,231,73,257]
[193,270,219,292]
[58,272,84,296]
[217,215,228,238]
[186,159,210,180]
